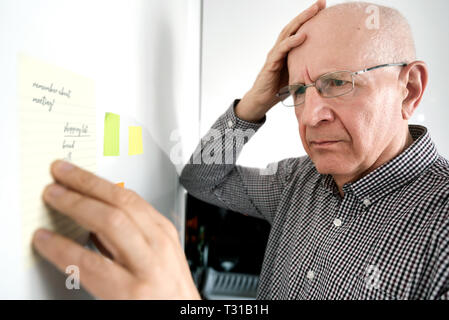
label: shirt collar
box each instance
[321,125,438,206]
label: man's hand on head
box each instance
[32,160,201,300]
[236,0,326,123]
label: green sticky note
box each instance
[103,112,120,156]
[128,126,143,155]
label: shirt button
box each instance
[333,218,342,227]
[363,198,371,207]
[306,270,315,280]
[227,120,234,128]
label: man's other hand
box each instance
[236,0,326,122]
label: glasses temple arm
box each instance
[354,63,408,75]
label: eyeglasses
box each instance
[276,63,408,107]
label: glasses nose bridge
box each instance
[303,81,322,97]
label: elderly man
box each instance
[180,1,449,299]
[32,0,448,300]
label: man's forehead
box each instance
[288,17,373,83]
[289,3,384,70]
[287,46,362,84]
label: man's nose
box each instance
[299,86,335,127]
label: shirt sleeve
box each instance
[179,100,300,224]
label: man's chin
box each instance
[311,156,354,176]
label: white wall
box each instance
[0,0,201,299]
[201,0,449,169]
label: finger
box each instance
[288,0,326,36]
[50,160,137,208]
[49,160,171,234]
[43,183,155,274]
[277,1,325,43]
[90,232,113,260]
[32,228,138,299]
[268,33,307,68]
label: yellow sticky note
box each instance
[104,113,120,156]
[128,126,143,155]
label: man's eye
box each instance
[295,86,307,95]
[330,79,346,87]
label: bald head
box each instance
[323,2,415,62]
[288,2,416,80]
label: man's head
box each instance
[287,2,428,186]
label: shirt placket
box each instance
[304,188,359,299]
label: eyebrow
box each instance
[290,67,351,85]
[290,68,324,85]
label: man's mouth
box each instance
[310,140,341,148]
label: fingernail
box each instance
[47,184,66,197]
[55,160,74,172]
[34,229,52,242]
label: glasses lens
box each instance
[279,85,306,107]
[317,71,353,98]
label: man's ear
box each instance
[400,61,428,120]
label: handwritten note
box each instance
[128,126,143,155]
[103,113,120,156]
[18,55,96,267]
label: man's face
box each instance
[287,13,406,179]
